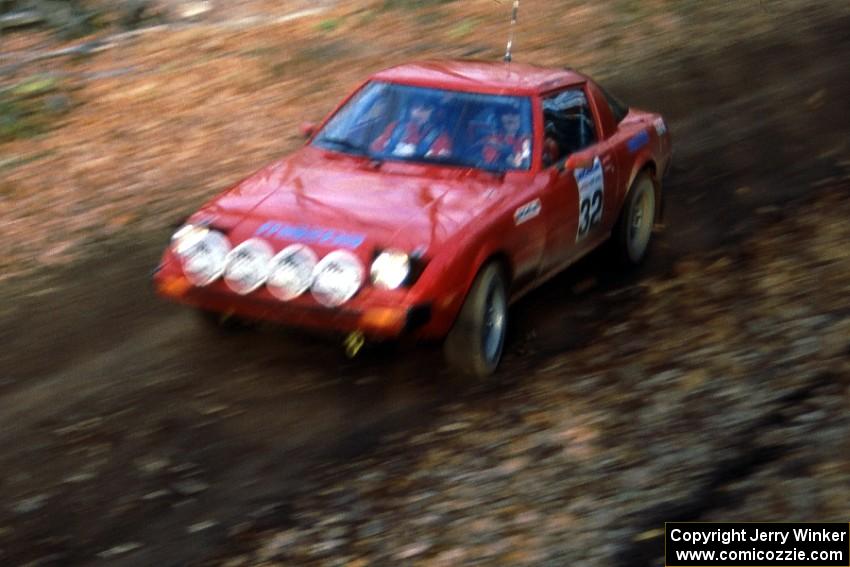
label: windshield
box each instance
[312,82,533,171]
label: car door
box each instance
[539,85,617,269]
[584,80,626,232]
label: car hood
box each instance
[204,147,505,256]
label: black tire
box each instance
[612,172,657,266]
[197,310,254,333]
[443,262,508,378]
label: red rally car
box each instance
[153,60,672,377]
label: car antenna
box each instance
[503,0,519,64]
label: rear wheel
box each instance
[612,172,657,266]
[443,262,508,378]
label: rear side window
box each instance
[598,84,629,124]
[541,88,597,166]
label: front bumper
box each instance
[152,258,437,340]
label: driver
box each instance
[481,105,531,168]
[371,97,452,158]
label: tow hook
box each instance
[343,331,365,358]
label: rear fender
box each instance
[623,156,662,225]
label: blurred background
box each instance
[1,0,849,565]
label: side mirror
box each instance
[299,122,317,139]
[565,153,593,171]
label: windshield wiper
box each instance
[416,155,506,174]
[316,136,370,156]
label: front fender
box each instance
[412,222,514,338]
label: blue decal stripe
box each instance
[256,221,283,237]
[254,221,365,249]
[627,130,650,153]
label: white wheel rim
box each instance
[627,180,655,262]
[482,280,507,364]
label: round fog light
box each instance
[267,244,318,301]
[223,238,274,295]
[311,250,364,307]
[174,228,231,287]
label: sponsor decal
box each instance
[575,157,604,241]
[654,117,667,136]
[255,221,365,249]
[514,198,541,226]
[627,130,650,153]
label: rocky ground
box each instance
[1,1,849,566]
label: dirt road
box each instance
[1,8,849,566]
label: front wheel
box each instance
[612,172,657,266]
[197,310,255,334]
[443,262,508,378]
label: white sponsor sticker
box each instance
[514,198,541,226]
[575,157,604,241]
[654,118,667,136]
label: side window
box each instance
[541,88,597,167]
[598,84,629,125]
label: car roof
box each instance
[370,60,587,95]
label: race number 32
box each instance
[575,157,604,241]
